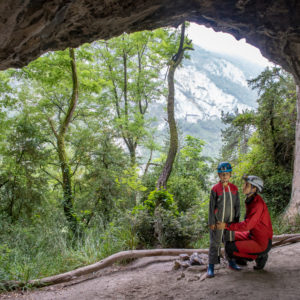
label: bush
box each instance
[131,209,156,247]
[158,207,203,248]
[144,189,178,215]
[131,189,209,248]
[168,176,200,212]
[263,170,292,214]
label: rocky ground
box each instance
[1,242,300,300]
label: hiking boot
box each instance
[207,263,214,278]
[254,254,268,270]
[228,260,241,271]
[235,258,248,266]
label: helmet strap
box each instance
[246,186,257,197]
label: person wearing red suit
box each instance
[216,175,273,270]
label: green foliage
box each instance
[167,135,212,211]
[131,204,204,248]
[221,67,296,214]
[156,207,201,248]
[116,165,148,194]
[144,189,178,215]
[130,209,156,247]
[271,212,300,235]
[91,28,184,165]
[0,114,49,222]
[168,177,199,212]
[220,109,254,163]
[0,212,140,287]
[131,187,209,248]
[158,191,210,248]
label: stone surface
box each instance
[0,0,300,82]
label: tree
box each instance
[11,47,103,234]
[156,22,193,189]
[220,109,255,163]
[0,114,49,222]
[223,67,297,214]
[248,67,296,169]
[93,31,166,165]
[46,48,79,234]
[168,135,211,211]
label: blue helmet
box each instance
[217,162,232,173]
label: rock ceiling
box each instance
[0,0,300,81]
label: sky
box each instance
[187,23,273,67]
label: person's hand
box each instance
[209,224,216,230]
[216,222,226,230]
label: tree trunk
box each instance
[128,142,137,166]
[49,48,79,233]
[156,63,178,189]
[57,136,77,233]
[284,84,300,223]
[156,23,188,189]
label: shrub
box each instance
[131,189,209,248]
[168,177,200,212]
[144,189,178,215]
[158,207,203,248]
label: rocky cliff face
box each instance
[150,45,263,156]
[0,0,300,83]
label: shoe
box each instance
[254,254,268,270]
[235,258,247,266]
[207,263,214,277]
[228,260,241,271]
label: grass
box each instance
[0,218,137,290]
[1,208,300,292]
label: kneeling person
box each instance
[216,175,273,270]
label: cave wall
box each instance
[0,0,300,82]
[1,0,300,220]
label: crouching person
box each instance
[216,175,273,270]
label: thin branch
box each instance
[0,180,9,189]
[71,160,81,177]
[47,118,59,139]
[42,169,63,186]
[59,48,79,138]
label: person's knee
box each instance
[225,241,238,259]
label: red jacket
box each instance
[226,194,273,244]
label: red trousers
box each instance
[233,232,268,260]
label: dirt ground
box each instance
[1,242,300,300]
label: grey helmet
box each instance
[242,175,264,192]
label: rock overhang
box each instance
[0,0,300,81]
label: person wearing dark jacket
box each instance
[207,162,241,278]
[216,175,273,270]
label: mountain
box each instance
[150,45,266,158]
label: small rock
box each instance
[173,260,181,270]
[190,253,204,265]
[181,261,191,268]
[179,254,190,261]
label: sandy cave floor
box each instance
[1,242,300,300]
